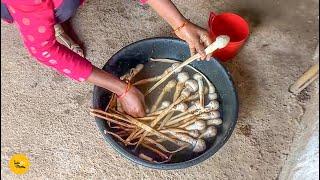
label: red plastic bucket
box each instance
[208,12,249,61]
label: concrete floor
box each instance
[1,0,319,179]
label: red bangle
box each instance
[172,20,188,34]
[117,82,132,99]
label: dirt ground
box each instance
[1,0,319,179]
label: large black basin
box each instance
[92,37,238,169]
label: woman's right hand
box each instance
[118,86,146,118]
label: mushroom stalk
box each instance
[150,79,177,113]
[134,63,181,86]
[193,73,205,107]
[199,126,217,139]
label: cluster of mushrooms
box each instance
[90,58,223,163]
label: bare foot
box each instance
[54,24,84,57]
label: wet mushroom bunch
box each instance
[90,59,222,163]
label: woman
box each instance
[1,0,213,117]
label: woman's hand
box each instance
[87,67,146,117]
[146,0,213,60]
[118,86,146,118]
[175,21,213,60]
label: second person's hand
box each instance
[174,21,213,61]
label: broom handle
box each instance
[289,63,319,94]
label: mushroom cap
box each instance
[160,101,171,109]
[216,35,230,49]
[193,139,206,152]
[206,100,219,110]
[177,72,190,83]
[175,103,188,111]
[200,113,219,120]
[189,103,201,111]
[185,79,199,92]
[201,126,217,139]
[208,83,216,93]
[209,111,220,119]
[207,118,223,126]
[189,130,200,138]
[194,120,206,131]
[186,120,206,131]
[208,93,218,100]
[193,73,203,81]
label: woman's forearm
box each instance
[86,66,127,96]
[147,0,187,29]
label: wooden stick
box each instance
[90,112,135,128]
[104,130,137,146]
[90,109,130,123]
[145,35,230,95]
[144,137,188,154]
[141,143,169,159]
[289,63,319,94]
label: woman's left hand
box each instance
[175,21,213,61]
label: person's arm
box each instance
[146,0,213,60]
[5,1,145,117]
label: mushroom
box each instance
[184,120,206,131]
[198,111,220,120]
[159,73,190,129]
[173,72,190,101]
[141,103,187,121]
[158,103,188,129]
[168,100,219,127]
[150,89,191,126]
[184,87,209,102]
[207,118,223,126]
[158,101,171,111]
[165,131,206,152]
[134,63,182,86]
[206,100,219,110]
[150,79,177,112]
[184,79,199,93]
[207,82,218,100]
[199,126,217,139]
[169,101,202,122]
[193,73,205,107]
[160,128,200,138]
